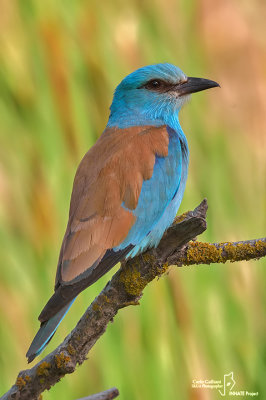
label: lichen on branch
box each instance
[1,199,265,400]
[175,238,266,266]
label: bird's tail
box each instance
[26,298,75,363]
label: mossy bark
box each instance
[2,199,266,400]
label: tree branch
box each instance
[173,238,266,266]
[76,387,119,400]
[1,199,266,400]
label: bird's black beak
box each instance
[178,77,220,96]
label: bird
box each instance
[26,63,219,363]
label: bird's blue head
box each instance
[107,63,219,129]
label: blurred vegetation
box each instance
[0,0,266,399]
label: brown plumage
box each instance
[39,125,169,322]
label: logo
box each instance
[192,372,259,397]
[219,372,236,396]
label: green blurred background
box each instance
[0,0,266,399]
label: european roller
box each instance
[26,63,219,362]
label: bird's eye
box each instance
[149,80,161,87]
[141,79,164,90]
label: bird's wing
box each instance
[39,125,169,322]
